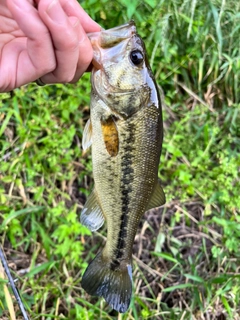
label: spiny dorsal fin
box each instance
[82,119,92,151]
[146,181,165,211]
[80,189,105,231]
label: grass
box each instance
[0,0,240,319]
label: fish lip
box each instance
[91,59,101,70]
[87,21,137,71]
[87,20,136,40]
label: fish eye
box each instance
[130,50,144,66]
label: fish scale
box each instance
[80,21,165,313]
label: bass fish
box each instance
[81,21,165,313]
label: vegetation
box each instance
[0,0,239,319]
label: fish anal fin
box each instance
[81,252,132,313]
[147,181,165,211]
[80,189,105,231]
[82,119,92,151]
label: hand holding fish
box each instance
[0,0,100,92]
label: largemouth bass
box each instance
[81,21,165,313]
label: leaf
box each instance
[154,232,165,253]
[152,252,179,264]
[210,275,229,284]
[184,274,204,283]
[127,0,139,19]
[221,296,233,318]
[143,0,156,8]
[0,110,14,137]
[163,283,194,292]
[2,207,45,228]
[119,0,139,19]
[26,261,56,278]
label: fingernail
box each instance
[47,0,65,23]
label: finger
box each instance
[69,23,95,83]
[59,0,101,33]
[6,0,56,86]
[57,0,101,81]
[58,0,101,81]
[35,0,101,32]
[38,0,93,83]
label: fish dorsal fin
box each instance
[82,119,92,151]
[146,181,165,211]
[80,188,105,231]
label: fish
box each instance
[80,21,165,313]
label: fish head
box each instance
[88,21,159,118]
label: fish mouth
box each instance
[87,20,136,47]
[87,21,137,72]
[88,21,139,98]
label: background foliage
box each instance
[0,0,239,319]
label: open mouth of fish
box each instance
[87,21,142,96]
[88,20,137,66]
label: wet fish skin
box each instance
[81,21,165,313]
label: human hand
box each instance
[0,0,100,92]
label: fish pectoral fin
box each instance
[82,118,92,151]
[146,181,166,210]
[80,188,105,231]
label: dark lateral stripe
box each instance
[113,122,135,263]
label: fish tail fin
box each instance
[81,252,132,313]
